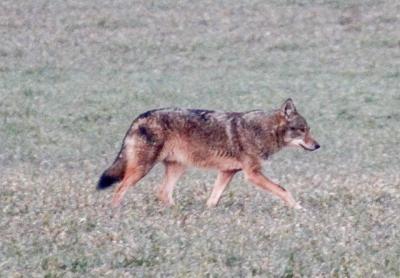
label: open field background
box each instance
[1,0,400,276]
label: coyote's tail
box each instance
[97,150,126,190]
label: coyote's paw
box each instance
[285,191,303,210]
[292,202,303,210]
[156,189,175,207]
[206,199,218,208]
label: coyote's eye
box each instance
[299,128,306,133]
[290,127,296,131]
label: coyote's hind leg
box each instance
[156,162,186,206]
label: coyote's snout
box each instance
[98,98,320,209]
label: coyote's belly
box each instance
[160,135,243,171]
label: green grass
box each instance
[1,0,400,276]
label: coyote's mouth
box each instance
[300,144,315,151]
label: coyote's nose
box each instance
[314,144,320,150]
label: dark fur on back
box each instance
[138,125,157,144]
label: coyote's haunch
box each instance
[98,98,320,209]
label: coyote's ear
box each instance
[281,98,296,119]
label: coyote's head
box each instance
[280,99,320,151]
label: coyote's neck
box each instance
[259,112,287,159]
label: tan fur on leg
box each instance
[156,162,186,206]
[111,166,149,207]
[244,168,301,209]
[207,170,237,207]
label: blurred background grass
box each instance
[1,0,399,276]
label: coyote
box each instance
[97,98,320,209]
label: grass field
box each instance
[1,0,400,276]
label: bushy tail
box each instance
[97,152,126,190]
